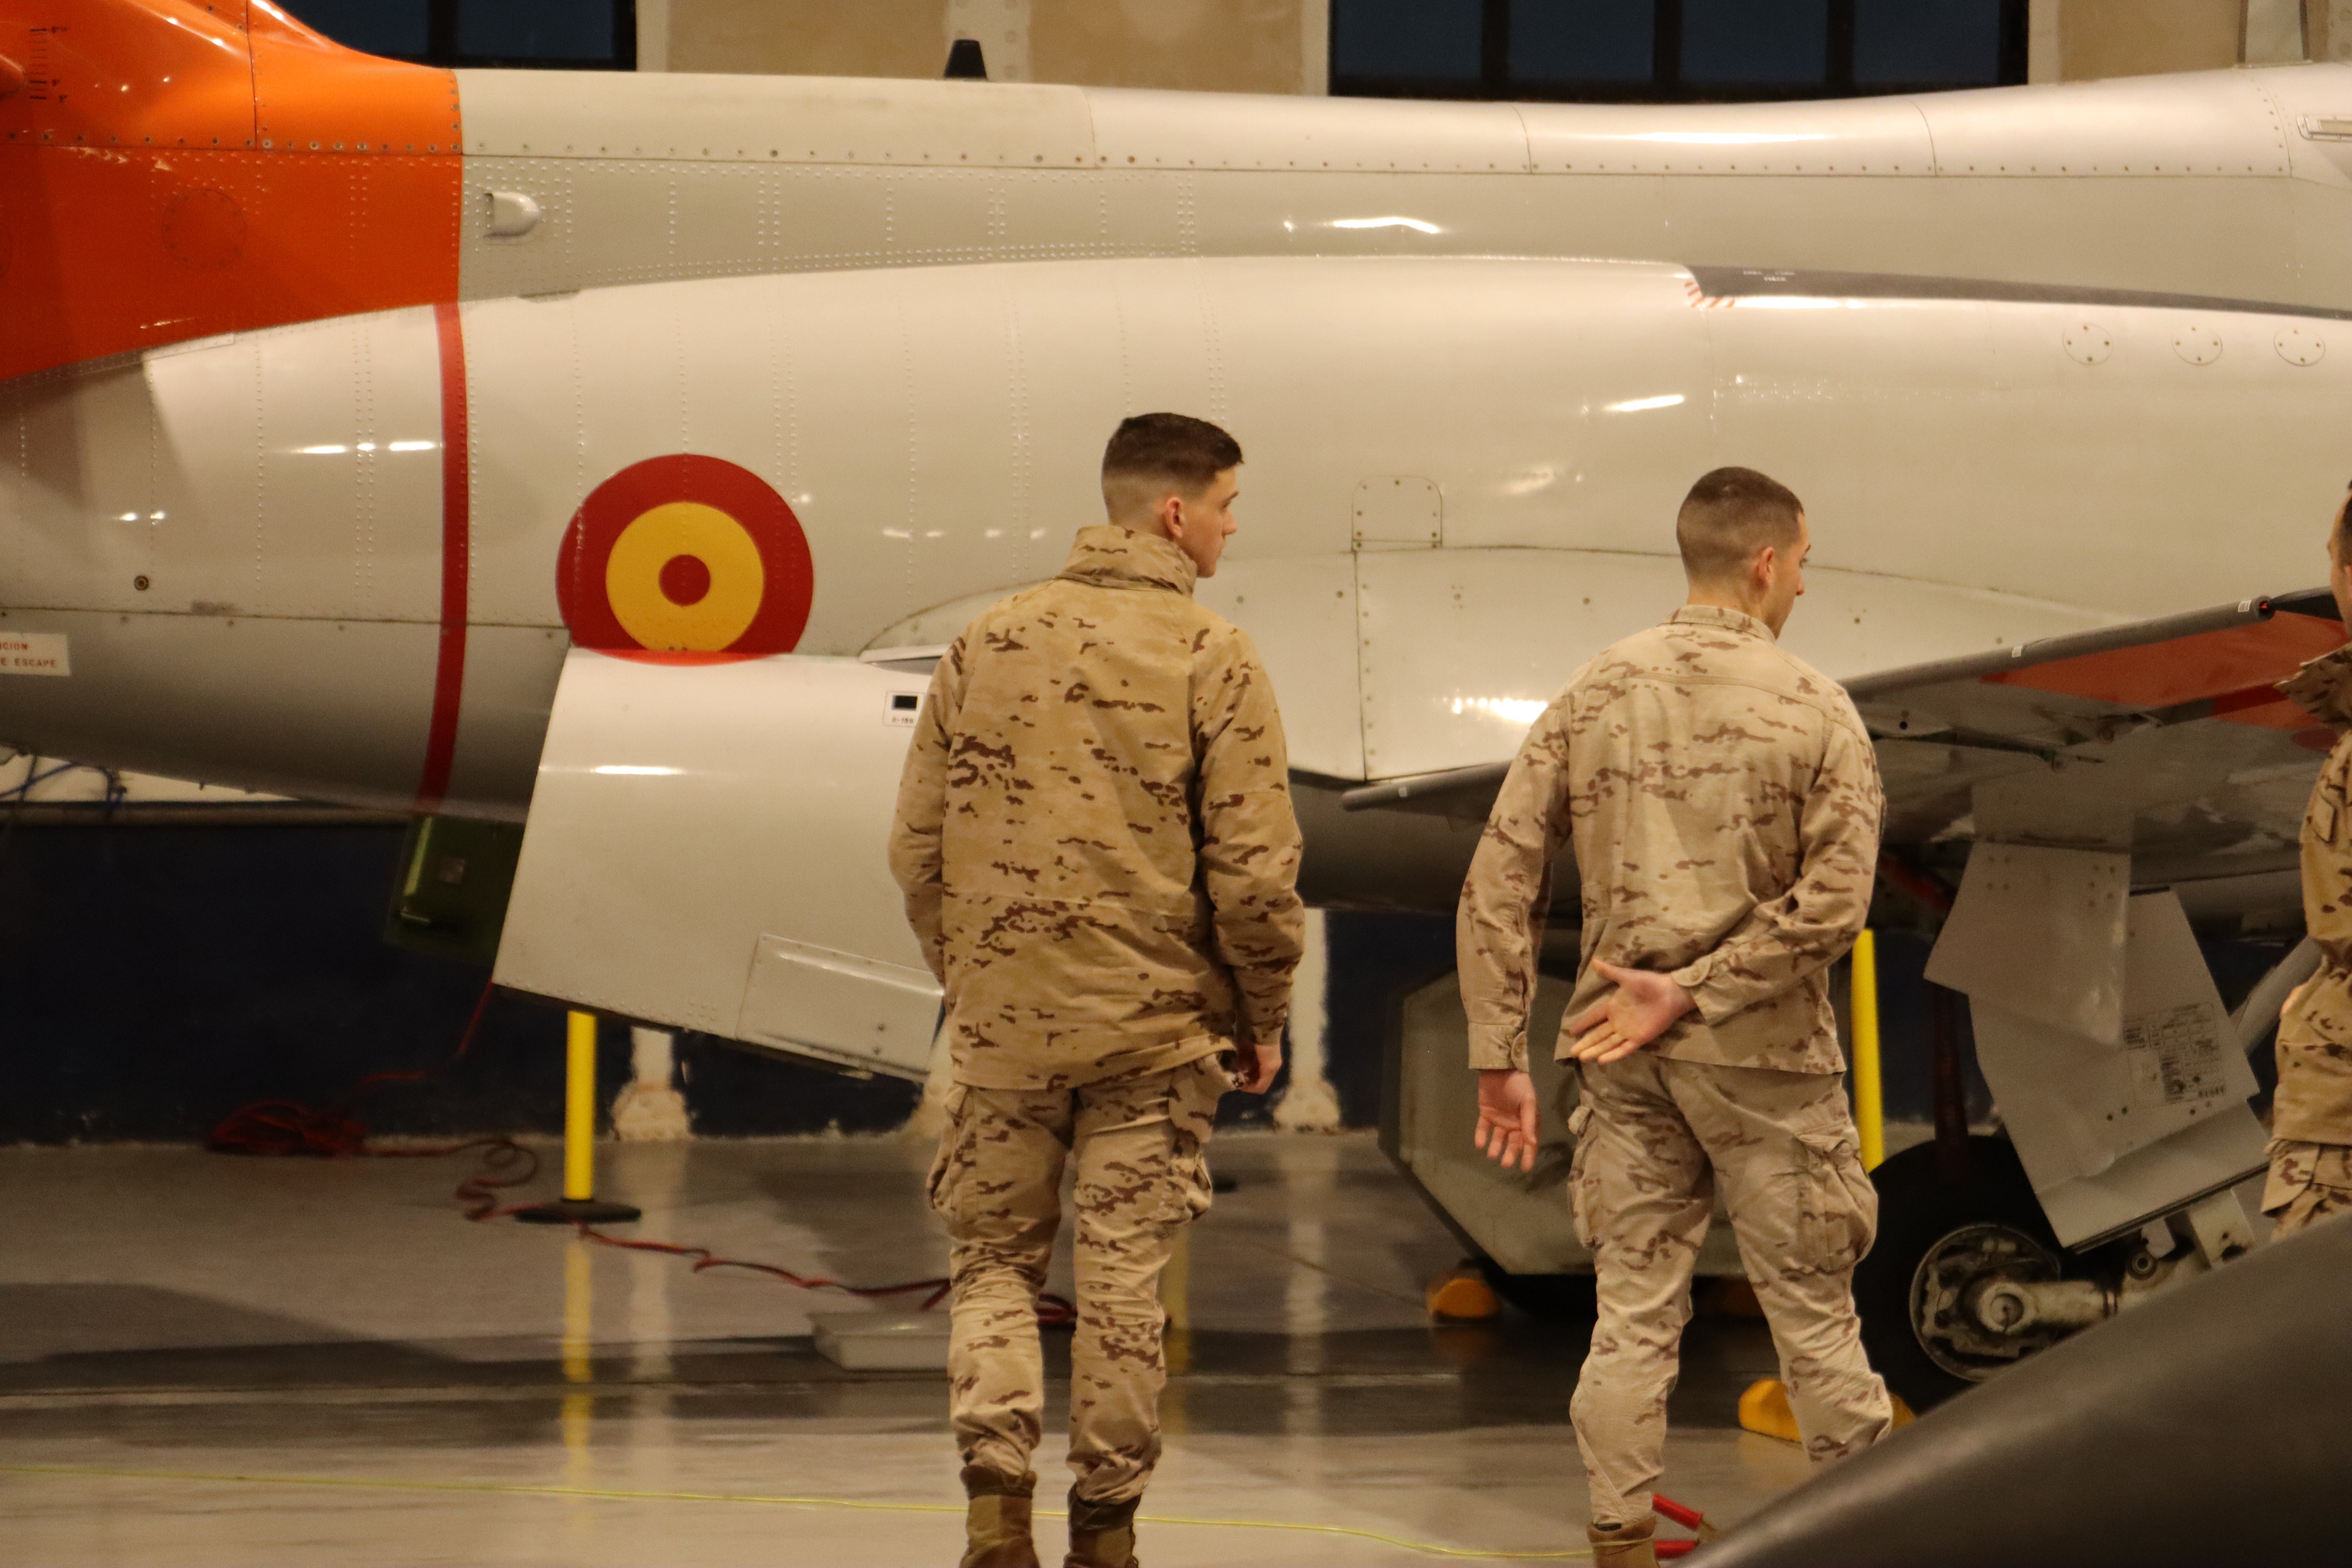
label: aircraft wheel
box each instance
[1475,1258,1598,1320]
[1854,1136,2070,1412]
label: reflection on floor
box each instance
[0,1133,1819,1565]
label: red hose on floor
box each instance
[207,979,500,1158]
[570,1227,1073,1327]
[572,1228,951,1311]
[1652,1492,1717,1558]
[203,980,1073,1323]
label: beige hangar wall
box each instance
[2059,0,2243,79]
[639,1,2335,94]
[653,0,1325,95]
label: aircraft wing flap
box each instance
[494,650,943,1080]
[1849,589,2339,750]
[1854,588,2343,870]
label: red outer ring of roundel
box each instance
[556,454,815,659]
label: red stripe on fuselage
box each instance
[417,301,471,813]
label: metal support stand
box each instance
[515,1010,642,1225]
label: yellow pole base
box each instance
[514,1010,642,1226]
[1425,1267,1502,1321]
[1739,1377,1915,1442]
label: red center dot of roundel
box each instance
[659,554,712,607]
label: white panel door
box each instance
[496,648,942,1078]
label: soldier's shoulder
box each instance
[1730,644,1872,760]
[1172,599,1259,664]
[956,579,1051,636]
[1570,622,1746,702]
[1572,624,1675,682]
[1613,620,1865,733]
[1552,648,1613,704]
[958,575,1107,649]
[1764,644,1867,731]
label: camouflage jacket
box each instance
[888,524,1306,1091]
[1457,604,1883,1076]
[2271,643,2352,1144]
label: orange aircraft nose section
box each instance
[0,0,461,381]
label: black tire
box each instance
[1475,1259,1599,1320]
[1854,1135,2065,1412]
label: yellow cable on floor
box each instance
[0,1462,1592,1561]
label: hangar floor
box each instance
[1,1133,1819,1565]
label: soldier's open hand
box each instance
[1566,961,1697,1064]
[1474,1068,1541,1172]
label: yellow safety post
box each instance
[1739,1377,1916,1441]
[515,1010,642,1225]
[564,1010,596,1201]
[1852,928,1885,1172]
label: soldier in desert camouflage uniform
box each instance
[889,412,1306,1568]
[2265,488,2352,1236]
[1456,468,1894,1567]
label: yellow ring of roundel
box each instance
[604,502,767,652]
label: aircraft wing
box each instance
[1853,588,2341,888]
[1343,589,2345,913]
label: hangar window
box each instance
[1512,0,1654,82]
[1331,0,2023,101]
[279,0,639,69]
[1681,0,1829,85]
[1331,0,1486,80]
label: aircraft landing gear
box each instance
[1854,1135,2074,1412]
[1856,1132,2265,1412]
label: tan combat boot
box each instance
[1063,1489,1140,1568]
[1587,1518,1658,1568]
[958,1466,1040,1568]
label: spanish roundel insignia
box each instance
[557,454,814,659]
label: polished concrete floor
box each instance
[0,1132,1822,1565]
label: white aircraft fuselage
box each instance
[6,38,2352,894]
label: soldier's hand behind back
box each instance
[1474,1069,1541,1172]
[1566,961,1696,1064]
[1236,1039,1283,1094]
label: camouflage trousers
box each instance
[2262,1138,2352,1236]
[1566,1054,1893,1526]
[927,1054,1230,1506]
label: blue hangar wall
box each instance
[0,820,2277,1146]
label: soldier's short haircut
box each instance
[1101,412,1243,520]
[1676,466,1805,582]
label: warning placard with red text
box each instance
[0,633,70,677]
